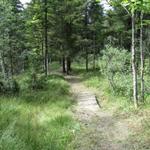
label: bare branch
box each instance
[105,0,131,17]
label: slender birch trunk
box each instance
[140,11,144,102]
[0,51,6,80]
[131,10,138,108]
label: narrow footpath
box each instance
[66,75,133,150]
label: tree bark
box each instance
[66,57,71,75]
[131,10,138,108]
[86,48,89,72]
[41,34,45,72]
[1,33,6,80]
[62,56,66,73]
[85,5,89,72]
[44,0,48,76]
[140,11,144,102]
[93,34,96,70]
[0,51,6,80]
[9,40,13,78]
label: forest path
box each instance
[65,75,131,150]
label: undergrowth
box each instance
[0,74,77,150]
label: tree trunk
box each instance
[66,57,71,75]
[131,11,138,108]
[9,43,13,78]
[93,52,96,70]
[120,33,123,47]
[93,34,96,70]
[85,5,89,72]
[0,51,6,80]
[62,56,66,73]
[41,37,45,72]
[1,33,6,80]
[140,11,144,102]
[86,48,89,72]
[44,0,48,76]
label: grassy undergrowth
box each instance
[0,74,77,150]
[73,64,150,111]
[72,63,150,149]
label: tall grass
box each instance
[0,74,76,150]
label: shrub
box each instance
[48,78,70,95]
[100,45,131,96]
[27,73,48,90]
[0,79,20,94]
[8,79,20,94]
[114,74,133,97]
[0,81,5,93]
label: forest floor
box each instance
[66,74,149,150]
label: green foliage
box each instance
[0,74,76,150]
[100,45,131,96]
[100,45,130,74]
[8,79,20,94]
[27,73,48,90]
[0,81,4,92]
[0,79,20,95]
[0,0,27,77]
[0,0,149,148]
[48,78,70,95]
[72,64,134,111]
[75,64,150,111]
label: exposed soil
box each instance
[66,75,134,150]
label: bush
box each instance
[8,79,20,94]
[114,74,133,97]
[0,79,20,94]
[27,73,48,90]
[0,81,5,93]
[100,45,130,75]
[100,45,131,96]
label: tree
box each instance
[106,0,141,107]
[49,0,86,74]
[88,0,104,69]
[138,0,150,102]
[0,0,26,79]
[44,0,48,76]
[131,5,138,108]
[25,0,47,72]
[105,0,150,107]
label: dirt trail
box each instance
[66,75,132,150]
